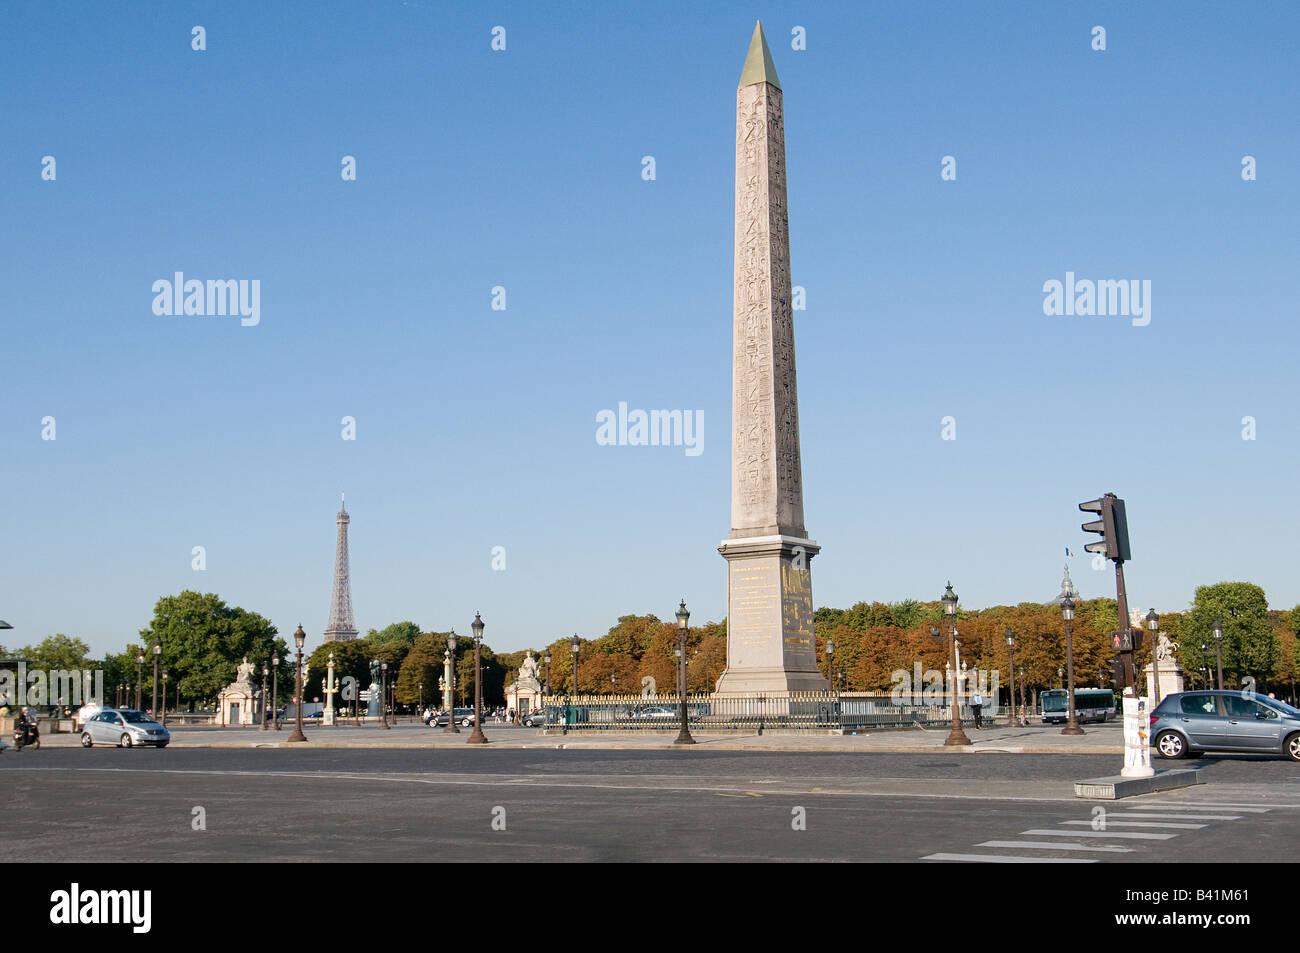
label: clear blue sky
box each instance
[3,1,1297,658]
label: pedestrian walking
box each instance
[972,688,984,729]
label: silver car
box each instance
[80,708,170,748]
[1150,690,1300,761]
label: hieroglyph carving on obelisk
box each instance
[716,22,827,694]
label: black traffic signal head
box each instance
[1080,493,1131,562]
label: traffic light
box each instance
[1108,656,1124,691]
[1080,493,1131,562]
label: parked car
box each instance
[630,705,679,719]
[1150,690,1300,761]
[80,708,170,748]
[424,708,478,727]
[522,709,550,728]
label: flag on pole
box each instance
[1065,546,1075,557]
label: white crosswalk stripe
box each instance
[921,852,1096,863]
[1020,828,1176,840]
[1108,812,1240,820]
[976,840,1131,853]
[921,796,1265,862]
[1128,801,1276,811]
[1061,820,1204,829]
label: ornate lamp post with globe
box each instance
[151,639,162,717]
[570,634,581,695]
[261,664,270,731]
[468,612,488,744]
[1211,616,1225,690]
[941,582,970,746]
[674,600,695,746]
[1005,629,1020,727]
[287,625,308,743]
[1061,596,1084,735]
[443,631,460,734]
[1146,609,1161,705]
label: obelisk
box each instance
[715,22,827,694]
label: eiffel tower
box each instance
[322,493,358,643]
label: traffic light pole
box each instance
[1114,558,1135,693]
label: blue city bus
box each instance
[1041,688,1116,724]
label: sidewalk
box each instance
[34,719,1125,753]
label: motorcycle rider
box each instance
[14,707,39,748]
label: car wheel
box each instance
[32,738,39,750]
[1286,733,1300,763]
[81,732,93,748]
[120,733,133,748]
[158,742,168,749]
[1155,730,1186,759]
[461,718,472,727]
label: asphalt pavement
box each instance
[27,717,1130,753]
[3,745,1296,862]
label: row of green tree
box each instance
[4,581,1295,712]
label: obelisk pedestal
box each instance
[715,23,827,695]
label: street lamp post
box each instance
[941,582,970,746]
[443,631,460,734]
[326,652,336,726]
[674,600,695,745]
[1146,609,1161,706]
[161,671,168,726]
[1211,616,1224,690]
[1061,596,1084,735]
[1017,666,1026,721]
[468,612,488,744]
[287,625,308,743]
[825,635,834,686]
[379,660,390,729]
[272,654,280,729]
[135,651,144,710]
[261,664,270,730]
[544,652,551,696]
[1005,629,1019,727]
[571,633,581,695]
[151,640,161,717]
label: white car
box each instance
[80,708,170,748]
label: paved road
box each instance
[4,748,1296,862]
[27,718,1131,752]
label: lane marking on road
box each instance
[1129,801,1279,810]
[976,840,1131,853]
[1107,812,1240,820]
[921,852,1096,864]
[1060,820,1205,830]
[1020,829,1176,840]
[0,766,1091,802]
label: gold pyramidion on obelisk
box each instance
[715,21,827,694]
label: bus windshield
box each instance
[1042,692,1068,712]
